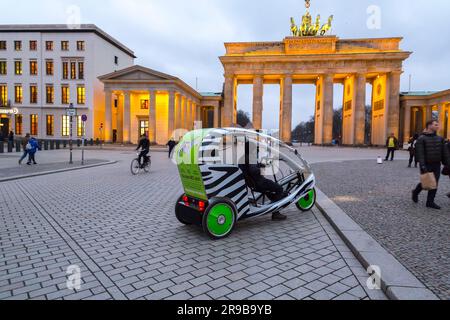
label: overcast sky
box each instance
[2,0,450,129]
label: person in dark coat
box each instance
[408,133,419,168]
[385,133,399,161]
[166,138,177,159]
[412,120,450,209]
[8,131,14,143]
[136,134,150,167]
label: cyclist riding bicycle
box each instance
[136,134,150,168]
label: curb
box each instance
[0,161,117,183]
[315,188,439,301]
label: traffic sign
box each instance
[67,108,77,117]
[81,114,88,122]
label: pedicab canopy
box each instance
[174,128,313,202]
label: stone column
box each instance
[252,75,264,130]
[437,103,446,137]
[174,93,181,130]
[168,90,175,139]
[387,71,401,138]
[181,96,187,129]
[354,74,366,145]
[222,74,235,127]
[281,74,293,143]
[123,91,131,143]
[104,90,113,142]
[214,105,220,128]
[148,90,156,144]
[403,104,412,144]
[323,74,334,144]
[186,99,192,130]
[425,105,433,122]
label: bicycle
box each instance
[131,153,151,175]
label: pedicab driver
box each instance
[239,141,288,221]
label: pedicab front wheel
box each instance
[202,198,237,240]
[130,159,140,175]
[296,188,316,212]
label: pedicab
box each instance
[174,128,316,240]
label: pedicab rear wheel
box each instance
[296,188,316,212]
[175,195,193,225]
[202,198,237,240]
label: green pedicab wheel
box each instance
[175,195,192,225]
[296,188,316,212]
[202,198,237,240]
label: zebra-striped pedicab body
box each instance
[174,128,316,240]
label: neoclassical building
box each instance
[98,65,221,144]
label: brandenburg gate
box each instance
[220,1,411,145]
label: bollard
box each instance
[90,139,94,146]
[38,140,43,150]
[7,141,13,153]
[44,140,49,150]
[77,139,81,147]
[96,138,99,146]
[56,140,60,150]
[15,141,21,152]
[50,140,55,150]
[63,140,67,148]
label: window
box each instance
[70,62,76,79]
[77,41,85,51]
[30,114,38,135]
[62,115,70,137]
[30,60,38,75]
[46,41,53,51]
[61,86,70,104]
[62,62,69,79]
[30,85,38,104]
[140,99,149,110]
[46,115,54,136]
[61,41,69,51]
[46,60,54,76]
[0,84,7,106]
[77,86,85,105]
[114,56,119,65]
[15,114,23,135]
[78,62,84,79]
[15,61,22,75]
[14,85,23,104]
[77,116,85,137]
[0,61,6,75]
[29,41,37,51]
[0,41,6,50]
[14,41,22,51]
[46,85,54,104]
[139,120,149,137]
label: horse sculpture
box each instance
[319,15,333,36]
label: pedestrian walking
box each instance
[18,133,31,165]
[412,120,450,210]
[385,133,399,161]
[27,137,40,165]
[408,133,419,168]
[8,131,14,143]
[167,138,177,158]
[444,140,450,199]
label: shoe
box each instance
[447,193,450,199]
[408,165,411,168]
[426,203,441,210]
[272,212,287,221]
[18,160,22,165]
[33,162,37,165]
[26,162,31,165]
[412,190,419,203]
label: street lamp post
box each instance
[68,103,75,164]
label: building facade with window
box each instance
[0,24,135,140]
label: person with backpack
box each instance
[27,137,40,165]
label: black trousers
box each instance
[255,177,284,201]
[385,148,396,161]
[414,163,442,204]
[408,150,418,167]
[138,150,149,165]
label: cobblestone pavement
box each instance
[0,160,108,179]
[312,160,450,300]
[0,150,385,300]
